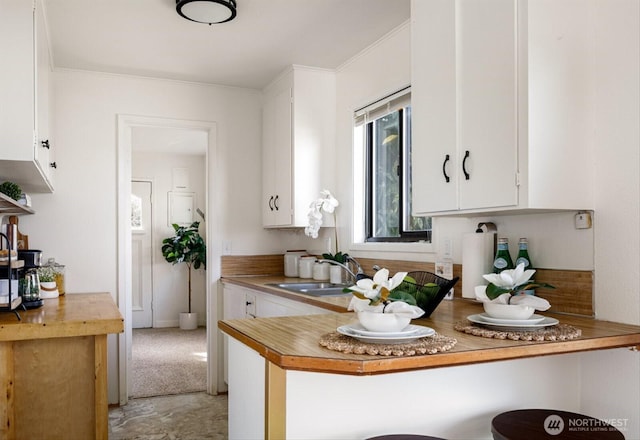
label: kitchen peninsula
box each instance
[0,292,124,440]
[220,280,640,439]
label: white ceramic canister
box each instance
[298,257,316,279]
[284,251,306,277]
[312,262,330,281]
[329,265,344,284]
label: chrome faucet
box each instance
[346,256,367,280]
[315,259,357,283]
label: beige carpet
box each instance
[131,327,207,398]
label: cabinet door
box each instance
[457,0,518,210]
[0,0,34,161]
[262,86,292,227]
[411,0,459,214]
[256,293,327,318]
[34,0,51,183]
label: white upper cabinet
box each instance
[0,0,55,193]
[262,66,336,228]
[411,0,594,216]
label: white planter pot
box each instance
[179,312,198,330]
[39,281,59,299]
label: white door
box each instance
[131,180,153,328]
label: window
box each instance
[354,88,431,243]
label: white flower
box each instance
[347,268,408,301]
[482,263,535,290]
[305,189,339,239]
[318,189,339,213]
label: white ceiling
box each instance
[43,0,410,90]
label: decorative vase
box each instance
[39,281,59,299]
[483,302,534,320]
[179,312,198,330]
[356,310,411,333]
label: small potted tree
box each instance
[161,221,206,330]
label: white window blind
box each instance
[354,86,411,126]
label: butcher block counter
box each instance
[219,278,640,439]
[0,293,124,440]
[219,300,640,374]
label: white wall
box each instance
[20,69,266,403]
[132,151,206,327]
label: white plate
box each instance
[467,314,559,331]
[345,323,422,337]
[337,325,435,344]
[478,313,546,325]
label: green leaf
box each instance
[485,283,512,300]
[388,290,417,306]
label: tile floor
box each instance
[109,392,228,439]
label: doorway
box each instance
[117,115,220,405]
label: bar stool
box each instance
[367,436,446,440]
[491,409,625,439]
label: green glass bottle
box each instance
[515,238,533,270]
[492,238,514,273]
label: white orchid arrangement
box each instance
[482,262,554,302]
[346,268,424,318]
[305,189,347,262]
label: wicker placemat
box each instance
[454,320,581,341]
[319,332,457,356]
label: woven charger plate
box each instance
[319,331,457,356]
[454,320,581,341]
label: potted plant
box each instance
[161,221,206,330]
[37,265,59,299]
[477,263,554,319]
[346,268,425,332]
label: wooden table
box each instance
[0,293,124,440]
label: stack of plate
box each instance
[467,313,559,331]
[337,323,435,344]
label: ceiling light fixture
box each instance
[176,0,237,25]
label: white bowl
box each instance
[483,302,535,320]
[357,311,411,333]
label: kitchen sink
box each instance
[267,282,352,297]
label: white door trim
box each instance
[117,114,220,405]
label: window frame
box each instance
[360,99,431,243]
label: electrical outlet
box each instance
[575,212,592,229]
[443,289,454,300]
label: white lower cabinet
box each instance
[221,282,331,383]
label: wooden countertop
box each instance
[0,292,124,341]
[219,298,640,375]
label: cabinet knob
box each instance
[41,140,50,149]
[50,162,57,169]
[268,196,274,211]
[274,195,279,211]
[246,301,253,306]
